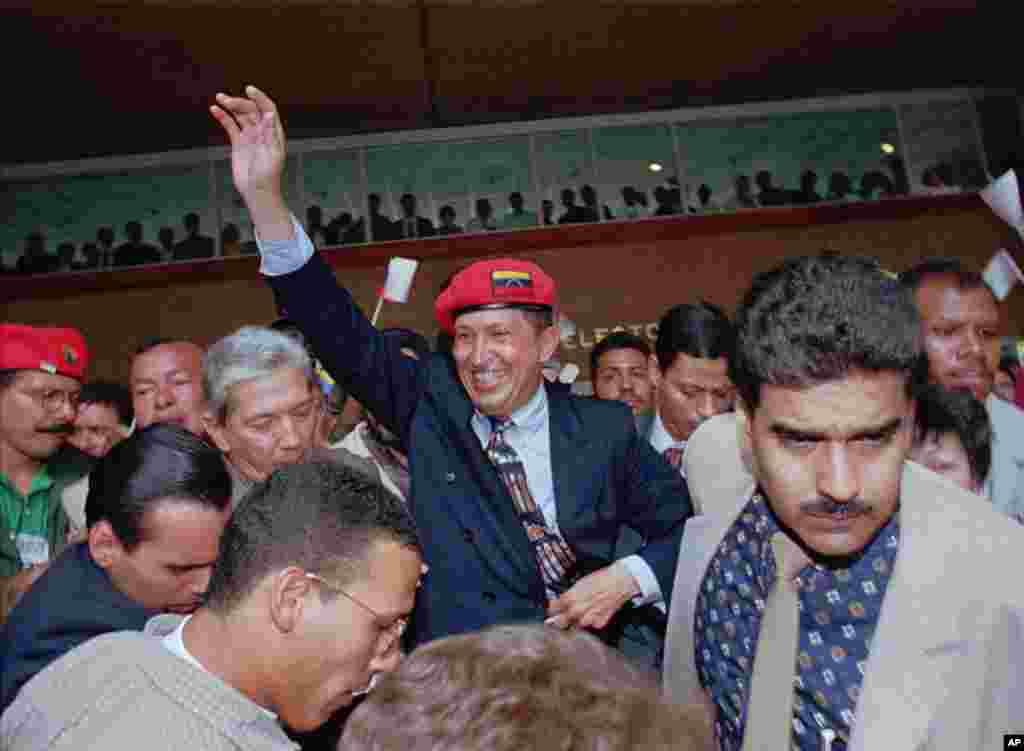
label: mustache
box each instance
[38,423,74,434]
[800,497,872,516]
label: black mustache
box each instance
[39,423,74,434]
[800,497,871,516]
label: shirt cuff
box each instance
[256,213,314,277]
[618,555,663,607]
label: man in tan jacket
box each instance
[663,255,1024,751]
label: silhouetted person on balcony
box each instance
[754,170,789,207]
[558,188,588,224]
[884,155,910,195]
[397,193,435,239]
[96,226,115,269]
[80,242,101,270]
[501,192,538,229]
[620,186,644,219]
[16,233,58,275]
[652,186,679,216]
[157,227,175,260]
[114,222,161,267]
[437,205,463,236]
[827,171,855,202]
[466,198,497,232]
[541,199,555,226]
[367,193,398,242]
[306,204,327,247]
[795,170,822,204]
[326,212,353,245]
[220,222,242,257]
[690,183,714,213]
[579,184,601,223]
[173,213,215,260]
[860,170,897,200]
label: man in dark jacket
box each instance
[210,86,692,651]
[0,424,231,712]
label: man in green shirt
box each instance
[0,324,90,620]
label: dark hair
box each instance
[184,212,200,231]
[655,302,734,372]
[84,424,231,550]
[731,255,926,411]
[898,257,994,299]
[204,459,420,613]
[913,383,991,485]
[79,381,134,427]
[135,337,188,357]
[382,328,431,360]
[590,331,651,379]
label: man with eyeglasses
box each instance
[2,459,425,750]
[0,325,90,622]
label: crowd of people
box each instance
[8,140,979,278]
[1,86,1022,751]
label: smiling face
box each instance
[278,539,424,731]
[914,276,1001,401]
[742,370,914,559]
[452,308,559,418]
[130,342,206,436]
[204,366,320,483]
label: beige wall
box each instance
[2,198,1019,386]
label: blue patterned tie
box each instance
[486,417,577,599]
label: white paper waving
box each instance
[982,249,1024,301]
[382,257,419,303]
[981,170,1024,232]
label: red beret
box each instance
[435,258,557,333]
[0,324,89,380]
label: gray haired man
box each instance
[201,326,324,507]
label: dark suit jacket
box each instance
[113,242,162,267]
[0,543,153,712]
[172,235,215,261]
[268,254,692,647]
[395,216,436,239]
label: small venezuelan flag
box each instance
[491,269,533,291]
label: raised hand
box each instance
[210,86,293,242]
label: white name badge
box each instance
[15,533,49,567]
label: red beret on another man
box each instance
[0,324,89,380]
[434,258,557,333]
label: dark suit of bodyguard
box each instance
[210,86,692,650]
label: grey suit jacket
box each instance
[986,394,1024,523]
[664,460,1024,751]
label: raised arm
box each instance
[210,86,293,243]
[209,87,423,443]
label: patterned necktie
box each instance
[662,446,685,471]
[741,532,800,751]
[486,417,577,599]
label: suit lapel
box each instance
[664,494,749,704]
[850,463,964,751]
[547,384,592,529]
[434,372,544,599]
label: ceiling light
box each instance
[649,163,663,172]
[881,143,896,155]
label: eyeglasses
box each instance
[17,386,80,413]
[305,573,408,656]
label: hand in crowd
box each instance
[2,563,49,613]
[210,86,294,242]
[545,562,640,630]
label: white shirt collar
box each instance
[650,410,687,454]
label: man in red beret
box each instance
[211,88,691,665]
[0,325,89,620]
